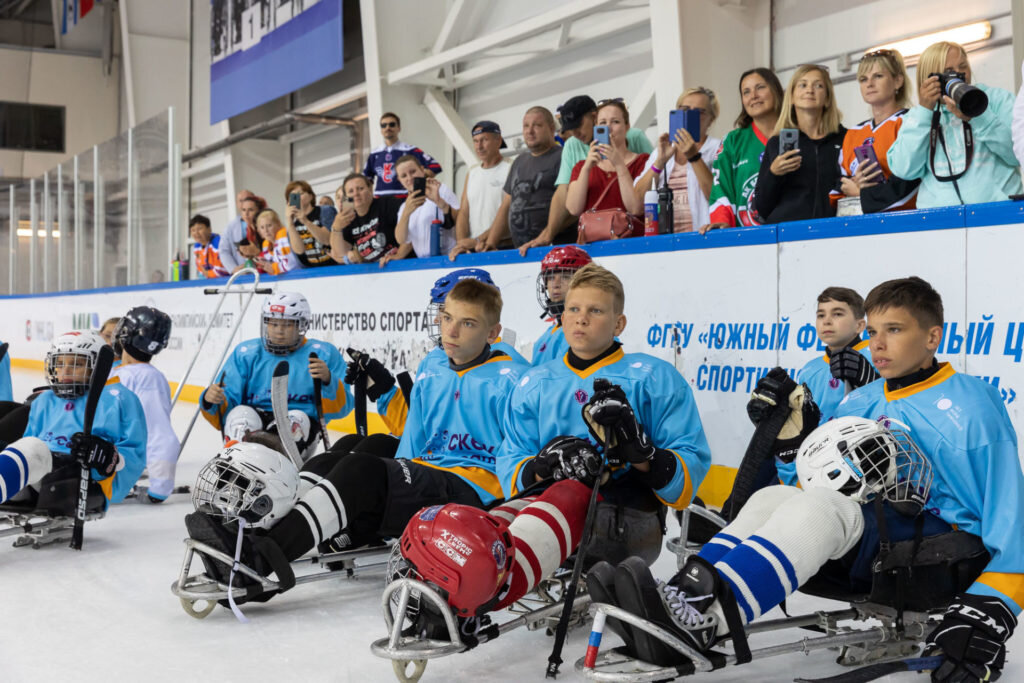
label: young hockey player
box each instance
[498,264,711,565]
[601,277,1021,683]
[0,331,146,510]
[531,245,592,366]
[110,306,179,503]
[200,292,351,452]
[187,279,528,592]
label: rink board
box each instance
[3,201,1024,504]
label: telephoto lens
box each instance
[931,69,988,117]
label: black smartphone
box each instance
[289,192,301,208]
[413,176,427,196]
[780,128,799,153]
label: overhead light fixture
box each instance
[16,229,61,237]
[866,20,991,59]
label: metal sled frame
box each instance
[664,504,729,568]
[173,268,274,456]
[371,577,593,682]
[171,537,394,618]
[0,509,105,549]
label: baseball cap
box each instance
[471,120,507,149]
[557,95,597,133]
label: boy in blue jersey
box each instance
[602,277,1021,683]
[498,264,712,565]
[186,278,528,579]
[0,331,146,512]
[531,245,592,366]
[200,291,352,453]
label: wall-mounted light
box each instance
[866,20,992,59]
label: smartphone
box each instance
[413,176,427,196]
[668,109,701,144]
[593,125,610,146]
[853,143,886,183]
[289,192,301,208]
[780,128,800,154]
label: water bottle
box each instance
[658,181,674,234]
[429,218,442,257]
[644,178,659,237]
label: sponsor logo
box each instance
[419,505,442,521]
[440,529,473,557]
[936,398,953,411]
[574,389,588,405]
[433,538,467,566]
[491,539,507,568]
[397,459,412,485]
[269,304,286,313]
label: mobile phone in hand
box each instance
[593,125,610,146]
[780,128,799,154]
[853,143,886,183]
[413,176,427,196]
[289,192,301,208]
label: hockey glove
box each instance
[69,432,119,479]
[582,379,655,466]
[773,384,820,464]
[533,435,604,487]
[926,593,1016,683]
[746,367,797,426]
[344,349,396,402]
[829,347,879,389]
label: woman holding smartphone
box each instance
[832,49,919,214]
[566,99,648,231]
[632,87,722,232]
[754,65,846,223]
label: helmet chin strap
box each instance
[227,517,251,624]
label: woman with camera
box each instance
[832,49,920,214]
[753,65,846,223]
[887,41,1022,207]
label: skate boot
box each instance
[613,555,723,666]
[586,560,637,652]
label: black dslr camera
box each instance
[929,69,988,117]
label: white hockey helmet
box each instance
[192,442,300,529]
[45,331,107,398]
[796,416,932,513]
[261,292,311,355]
[222,405,264,445]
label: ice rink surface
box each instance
[1,367,1020,683]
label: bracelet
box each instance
[650,164,662,175]
[342,254,351,265]
[687,152,703,163]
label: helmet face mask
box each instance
[261,293,311,355]
[192,442,300,529]
[426,269,497,347]
[536,246,592,318]
[45,331,106,398]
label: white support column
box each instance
[1014,0,1024,90]
[423,89,475,169]
[168,107,176,279]
[57,166,64,292]
[7,186,14,295]
[74,156,81,290]
[127,126,135,285]
[629,72,658,134]
[648,0,685,130]
[93,146,101,289]
[119,0,137,128]
[43,172,51,292]
[359,0,386,149]
[29,178,36,295]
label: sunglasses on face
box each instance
[380,121,398,129]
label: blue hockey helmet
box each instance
[426,269,498,346]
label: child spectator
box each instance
[189,214,229,279]
[254,209,300,275]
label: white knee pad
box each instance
[223,405,264,444]
[0,437,52,502]
[722,485,802,541]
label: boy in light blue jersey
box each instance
[602,277,1021,683]
[0,331,146,511]
[531,245,592,366]
[200,292,351,451]
[499,264,711,565]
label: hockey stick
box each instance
[720,398,791,521]
[70,344,114,550]
[0,342,8,363]
[308,352,331,452]
[271,360,303,469]
[346,348,370,438]
[793,655,944,683]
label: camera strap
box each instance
[928,106,973,204]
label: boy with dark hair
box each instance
[189,214,229,279]
[601,276,1021,683]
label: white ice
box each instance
[1,367,1019,683]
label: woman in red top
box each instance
[566,99,648,235]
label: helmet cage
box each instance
[45,351,95,399]
[192,457,274,526]
[535,267,578,319]
[261,316,308,355]
[862,426,933,515]
[425,301,443,347]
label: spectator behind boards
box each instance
[474,107,564,253]
[754,65,846,223]
[218,189,255,273]
[284,180,337,268]
[330,173,404,265]
[447,121,512,259]
[233,194,267,273]
[363,112,443,198]
[384,155,460,265]
[517,95,654,255]
[254,209,300,275]
[189,214,229,279]
[831,49,919,214]
[887,41,1022,208]
[566,98,648,230]
[633,87,722,232]
[703,68,784,233]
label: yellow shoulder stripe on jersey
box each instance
[98,475,113,500]
[976,572,1024,611]
[320,379,349,415]
[653,449,693,510]
[884,362,955,402]
[412,459,505,500]
[104,376,121,386]
[379,390,409,437]
[562,347,625,380]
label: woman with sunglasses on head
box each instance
[566,99,648,233]
[633,87,721,232]
[700,68,784,233]
[832,50,919,214]
[887,41,1021,208]
[754,65,846,223]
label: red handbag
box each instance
[576,176,642,244]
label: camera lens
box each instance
[947,80,988,117]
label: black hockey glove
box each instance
[746,367,797,426]
[582,379,655,465]
[773,384,820,464]
[70,432,119,478]
[926,593,1017,683]
[532,435,604,487]
[344,349,395,402]
[829,347,879,389]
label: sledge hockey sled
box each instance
[0,502,105,549]
[171,537,395,619]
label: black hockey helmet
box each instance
[114,306,172,362]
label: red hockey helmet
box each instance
[536,246,592,317]
[400,504,515,616]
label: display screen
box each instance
[0,101,66,153]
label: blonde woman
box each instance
[633,87,722,232]
[754,65,845,223]
[254,209,300,275]
[887,41,1021,208]
[833,50,919,213]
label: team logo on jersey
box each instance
[574,389,588,405]
[65,401,75,411]
[491,539,507,568]
[382,162,395,183]
[454,390,460,400]
[829,378,840,389]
